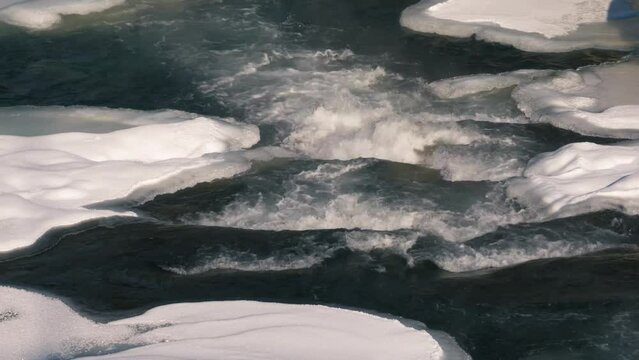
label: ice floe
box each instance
[401,0,639,52]
[507,60,639,217]
[509,141,639,217]
[427,59,639,139]
[514,59,639,138]
[0,107,260,252]
[429,69,554,99]
[0,0,125,30]
[0,286,469,360]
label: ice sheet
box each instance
[401,0,639,52]
[0,286,469,360]
[0,107,260,251]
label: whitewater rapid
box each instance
[2,2,639,359]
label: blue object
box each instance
[608,0,639,20]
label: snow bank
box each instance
[508,141,639,217]
[513,59,639,138]
[0,0,125,30]
[401,0,639,52]
[0,286,469,360]
[0,107,260,252]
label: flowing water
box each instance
[1,0,638,359]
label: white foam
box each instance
[163,252,329,274]
[429,70,554,99]
[203,52,514,169]
[0,0,125,30]
[513,59,639,138]
[285,100,488,164]
[429,142,526,182]
[401,0,639,52]
[165,231,421,275]
[192,42,540,181]
[202,193,509,241]
[250,66,492,165]
[0,107,260,252]
[287,97,526,180]
[508,141,639,217]
[166,226,619,275]
[0,286,468,360]
[428,236,611,272]
[198,163,528,242]
[167,218,632,273]
[344,232,419,266]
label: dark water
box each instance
[2,212,639,360]
[1,0,638,359]
[0,0,623,111]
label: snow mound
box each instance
[509,141,639,217]
[0,286,470,360]
[513,59,639,138]
[0,107,260,252]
